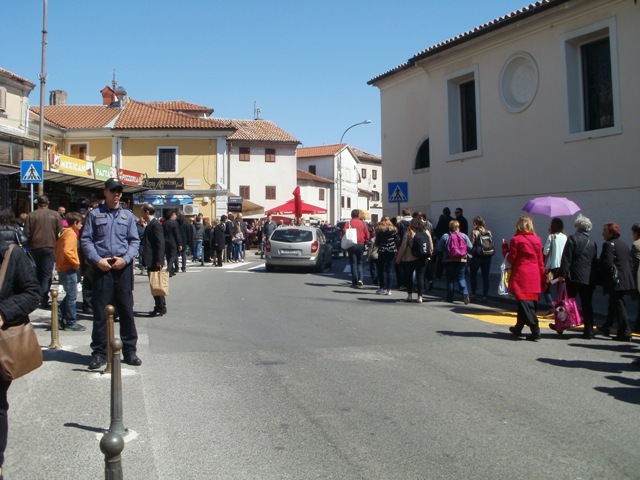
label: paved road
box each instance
[7,254,640,479]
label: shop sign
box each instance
[118,168,144,186]
[94,163,118,181]
[49,153,94,178]
[134,194,194,206]
[143,177,185,190]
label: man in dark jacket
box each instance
[141,204,166,317]
[162,209,181,277]
[23,195,62,308]
[434,207,453,241]
[0,237,40,474]
[177,214,192,273]
[211,216,227,267]
[455,208,469,237]
[225,214,235,262]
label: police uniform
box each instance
[81,185,140,363]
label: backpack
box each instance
[474,231,495,256]
[411,231,432,259]
[446,232,468,260]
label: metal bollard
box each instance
[108,337,127,437]
[103,305,115,374]
[100,430,124,480]
[49,289,62,349]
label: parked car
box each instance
[323,227,342,258]
[335,221,349,256]
[265,226,333,272]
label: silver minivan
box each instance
[265,226,333,272]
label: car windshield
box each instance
[323,228,339,239]
[271,229,313,243]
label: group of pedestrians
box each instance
[503,213,640,347]
[343,206,639,352]
[352,207,491,306]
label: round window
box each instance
[499,52,539,113]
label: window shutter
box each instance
[0,87,7,112]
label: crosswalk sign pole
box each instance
[31,184,35,212]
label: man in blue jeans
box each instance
[23,195,62,308]
[341,209,370,288]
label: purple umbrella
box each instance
[522,196,581,217]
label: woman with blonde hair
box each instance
[395,218,431,303]
[435,219,472,304]
[501,215,546,341]
[374,217,398,295]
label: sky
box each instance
[2,0,531,156]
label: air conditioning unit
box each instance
[183,204,199,215]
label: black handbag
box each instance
[598,242,620,288]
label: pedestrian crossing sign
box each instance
[388,182,408,203]
[21,160,44,184]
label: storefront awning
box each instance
[227,193,264,217]
[43,170,148,193]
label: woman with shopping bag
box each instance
[555,214,598,338]
[0,234,41,479]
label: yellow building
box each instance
[30,86,234,218]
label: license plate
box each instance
[280,250,301,256]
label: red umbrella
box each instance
[293,186,302,219]
[265,198,327,215]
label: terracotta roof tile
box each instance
[31,105,120,129]
[144,101,214,115]
[296,144,344,158]
[351,147,381,164]
[218,119,300,144]
[115,101,230,129]
[297,169,333,184]
[31,101,233,130]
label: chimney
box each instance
[49,90,67,106]
[100,86,116,106]
[114,86,128,106]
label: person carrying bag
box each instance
[0,237,42,477]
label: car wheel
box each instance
[265,264,275,272]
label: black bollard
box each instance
[100,430,124,480]
[108,338,127,436]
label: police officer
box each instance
[81,178,141,369]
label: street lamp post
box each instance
[337,120,371,223]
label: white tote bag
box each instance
[341,221,358,249]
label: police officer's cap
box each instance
[105,178,124,190]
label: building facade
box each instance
[222,118,300,219]
[297,144,382,224]
[369,0,639,244]
[0,68,38,211]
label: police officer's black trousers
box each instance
[90,262,138,357]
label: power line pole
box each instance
[37,0,48,197]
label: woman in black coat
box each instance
[597,222,635,341]
[557,214,598,338]
[0,209,28,247]
[211,218,227,267]
[0,237,41,476]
